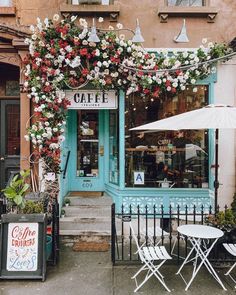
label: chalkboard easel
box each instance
[0,214,47,281]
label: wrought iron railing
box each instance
[111,203,236,265]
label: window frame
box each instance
[165,0,209,6]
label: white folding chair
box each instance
[130,222,172,293]
[139,216,169,248]
[223,243,236,285]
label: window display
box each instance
[125,86,209,188]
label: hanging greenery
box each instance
[23,15,232,174]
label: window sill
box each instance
[158,6,218,23]
[0,6,16,16]
[59,4,120,21]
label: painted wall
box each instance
[1,1,236,48]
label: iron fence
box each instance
[111,203,236,266]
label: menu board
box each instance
[0,214,47,281]
[7,223,38,271]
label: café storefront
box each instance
[60,82,215,211]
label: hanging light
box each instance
[173,19,189,43]
[132,19,145,43]
[88,18,100,43]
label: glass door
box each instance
[68,110,105,191]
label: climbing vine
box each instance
[23,14,232,174]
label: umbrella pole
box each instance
[214,128,219,213]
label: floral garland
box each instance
[23,15,232,174]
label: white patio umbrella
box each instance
[130,104,236,212]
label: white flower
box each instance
[191,78,196,84]
[98,17,104,23]
[166,86,171,91]
[30,25,35,32]
[32,125,38,131]
[59,135,65,142]
[53,14,60,22]
[116,23,123,29]
[97,61,102,67]
[79,18,87,27]
[193,87,198,93]
[71,15,77,22]
[211,66,217,73]
[208,42,214,48]
[65,45,72,53]
[172,82,178,88]
[53,128,58,132]
[95,49,100,56]
[202,38,208,45]
[181,85,186,91]
[108,25,114,30]
[32,34,37,41]
[24,135,30,141]
[44,18,49,27]
[82,40,88,45]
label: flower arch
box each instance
[24,15,233,175]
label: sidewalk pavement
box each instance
[0,245,235,295]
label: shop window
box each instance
[71,0,111,4]
[159,0,217,22]
[167,0,205,6]
[0,0,12,6]
[125,86,209,189]
[109,110,119,185]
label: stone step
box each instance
[62,205,111,217]
[66,196,113,207]
[60,217,111,231]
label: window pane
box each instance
[6,104,20,155]
[0,0,12,6]
[125,86,209,188]
[77,110,99,177]
[167,0,204,6]
[72,0,109,4]
[109,110,119,185]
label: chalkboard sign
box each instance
[0,214,47,281]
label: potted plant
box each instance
[1,170,30,213]
[64,198,71,207]
[205,209,236,263]
[1,170,52,262]
[61,209,66,218]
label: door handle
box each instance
[0,156,5,161]
[99,146,104,156]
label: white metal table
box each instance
[176,224,227,291]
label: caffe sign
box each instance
[66,90,117,109]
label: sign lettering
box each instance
[66,90,117,109]
[7,223,38,272]
[134,171,145,185]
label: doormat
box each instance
[73,241,109,252]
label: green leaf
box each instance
[14,195,23,206]
[19,183,30,195]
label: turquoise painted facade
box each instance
[60,73,217,212]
